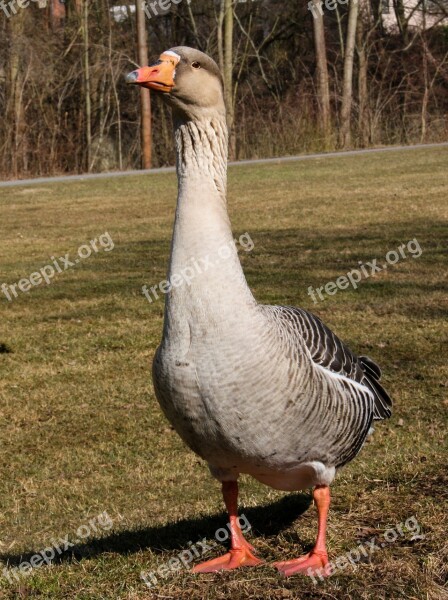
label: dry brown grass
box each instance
[0,147,447,599]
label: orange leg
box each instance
[275,484,331,577]
[192,481,262,573]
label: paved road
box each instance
[1,142,447,189]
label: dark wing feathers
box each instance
[359,355,382,379]
[359,358,392,419]
[274,306,392,421]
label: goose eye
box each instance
[191,61,201,69]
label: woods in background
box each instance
[0,0,447,179]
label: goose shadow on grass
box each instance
[0,492,312,568]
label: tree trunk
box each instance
[107,1,123,170]
[394,0,408,44]
[136,0,152,169]
[311,0,331,146]
[51,0,66,30]
[217,0,225,75]
[369,0,384,35]
[82,0,92,171]
[356,15,370,146]
[223,0,235,159]
[7,9,27,177]
[335,4,345,59]
[339,0,359,149]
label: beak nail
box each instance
[125,71,139,84]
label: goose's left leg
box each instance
[275,484,331,577]
[192,481,262,573]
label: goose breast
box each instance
[152,305,374,485]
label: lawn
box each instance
[0,147,447,600]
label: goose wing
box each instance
[267,305,392,420]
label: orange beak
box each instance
[125,52,179,92]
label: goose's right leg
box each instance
[192,481,262,573]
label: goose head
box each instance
[126,47,225,122]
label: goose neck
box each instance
[174,116,228,198]
[162,114,256,325]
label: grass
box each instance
[0,147,447,599]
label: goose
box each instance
[126,47,392,577]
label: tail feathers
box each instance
[360,355,382,380]
[360,356,392,420]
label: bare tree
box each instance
[6,8,28,177]
[81,0,92,171]
[340,0,359,148]
[50,0,66,30]
[136,0,152,169]
[356,12,370,145]
[0,0,447,179]
[311,0,331,145]
[222,0,235,158]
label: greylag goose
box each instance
[126,47,392,577]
